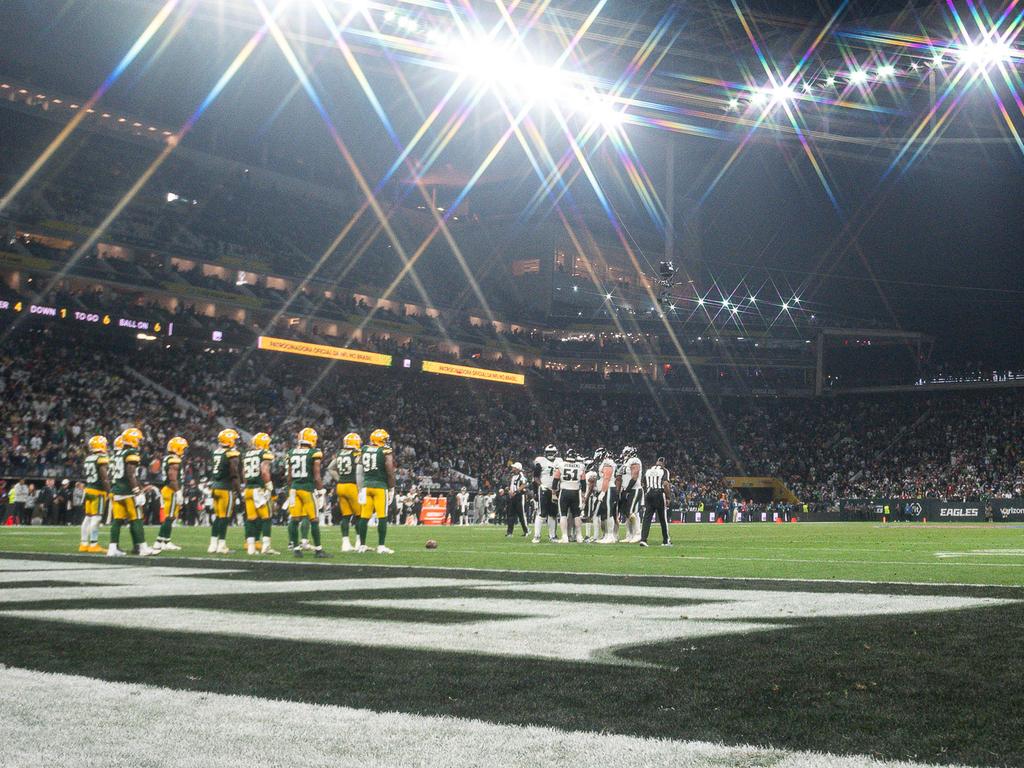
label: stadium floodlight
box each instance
[956,38,1016,70]
[877,64,897,78]
[751,84,796,109]
[824,75,836,87]
[726,97,740,111]
[848,70,870,85]
[782,301,790,310]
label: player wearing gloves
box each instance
[107,427,159,557]
[209,429,242,554]
[358,428,395,554]
[327,432,364,553]
[154,436,188,552]
[243,432,279,555]
[287,427,329,558]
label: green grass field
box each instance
[2,520,1024,585]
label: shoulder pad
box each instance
[96,456,109,465]
[263,451,274,461]
[226,450,240,458]
[313,450,323,459]
[125,453,140,463]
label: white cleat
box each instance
[138,544,160,557]
[639,541,650,548]
[356,544,368,554]
[531,537,540,544]
[558,537,569,544]
[216,543,232,554]
[262,547,280,555]
[247,546,256,555]
[341,538,353,553]
[207,542,217,554]
[106,546,126,558]
[376,545,394,555]
[151,542,163,552]
[575,536,583,544]
[301,541,314,551]
[160,541,181,551]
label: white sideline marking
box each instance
[935,549,1024,559]
[0,666,968,768]
[0,558,1013,665]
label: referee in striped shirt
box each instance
[639,457,672,547]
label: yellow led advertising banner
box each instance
[421,360,525,385]
[257,336,392,367]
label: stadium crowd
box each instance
[2,327,1023,514]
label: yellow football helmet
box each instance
[167,436,189,456]
[218,428,239,447]
[370,428,390,447]
[88,435,108,454]
[121,427,143,449]
[252,432,271,450]
[343,432,362,450]
[298,427,318,447]
[113,434,125,450]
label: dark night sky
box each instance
[0,0,1021,364]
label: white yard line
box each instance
[0,666,971,768]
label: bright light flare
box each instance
[956,39,1017,70]
[848,70,870,85]
[877,64,896,78]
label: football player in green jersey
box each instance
[326,432,364,552]
[358,428,396,554]
[154,436,188,552]
[80,435,111,553]
[107,427,159,557]
[209,429,242,554]
[287,427,329,558]
[242,432,278,555]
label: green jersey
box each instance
[243,448,274,484]
[361,445,392,489]
[333,448,360,485]
[162,453,182,488]
[210,447,240,490]
[84,453,110,492]
[287,446,322,491]
[110,447,140,496]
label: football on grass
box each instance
[425,539,438,550]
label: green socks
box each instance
[157,518,173,542]
[129,520,145,546]
[378,519,387,546]
[310,521,322,548]
[110,520,122,547]
[288,519,299,548]
[341,515,351,537]
[262,518,273,539]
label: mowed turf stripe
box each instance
[0,666,971,768]
[5,523,1024,585]
[2,552,1022,598]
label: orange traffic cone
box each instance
[789,517,797,523]
[715,518,724,524]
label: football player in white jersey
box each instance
[616,446,643,543]
[532,445,559,543]
[593,448,618,544]
[553,449,587,543]
[581,469,599,542]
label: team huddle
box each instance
[77,425,397,557]
[507,445,673,547]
